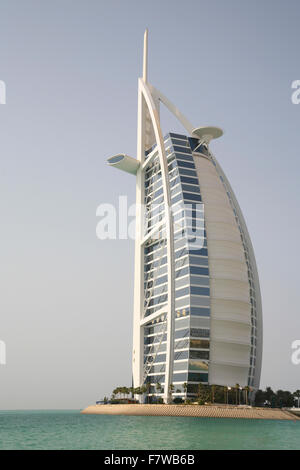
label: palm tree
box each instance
[134,386,143,402]
[197,383,206,404]
[235,384,240,405]
[183,382,188,403]
[224,386,227,404]
[145,383,151,403]
[244,386,250,406]
[169,383,175,403]
[211,385,216,404]
[227,387,232,404]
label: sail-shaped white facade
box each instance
[107,31,262,403]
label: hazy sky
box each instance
[0,0,300,409]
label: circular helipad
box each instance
[192,126,223,141]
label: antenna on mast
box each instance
[143,29,148,82]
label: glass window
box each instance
[190,330,210,340]
[175,257,188,270]
[175,297,190,309]
[175,266,189,278]
[189,256,208,266]
[190,276,210,286]
[181,184,200,193]
[190,338,210,350]
[154,274,168,286]
[150,353,166,364]
[190,316,210,328]
[190,296,210,307]
[188,372,208,383]
[183,192,202,202]
[145,374,165,384]
[175,316,190,328]
[180,176,199,185]
[190,286,210,296]
[177,160,195,169]
[174,342,189,353]
[170,138,189,147]
[173,145,192,155]
[175,349,190,362]
[188,137,200,151]
[169,132,188,140]
[149,363,166,374]
[178,168,197,178]
[190,266,209,276]
[173,361,188,372]
[189,350,209,360]
[175,328,189,339]
[172,372,188,383]
[175,286,189,298]
[171,192,183,205]
[175,247,188,260]
[175,275,190,290]
[188,248,208,257]
[190,307,210,316]
[189,360,209,371]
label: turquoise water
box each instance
[0,410,299,450]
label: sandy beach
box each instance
[81,404,300,421]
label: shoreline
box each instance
[81,404,300,421]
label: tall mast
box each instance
[143,29,148,83]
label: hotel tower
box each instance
[107,31,263,403]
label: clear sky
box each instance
[0,0,299,409]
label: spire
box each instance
[143,29,148,82]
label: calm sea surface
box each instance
[0,410,299,450]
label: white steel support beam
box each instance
[140,306,168,327]
[140,218,166,246]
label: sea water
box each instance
[0,410,299,450]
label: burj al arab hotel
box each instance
[107,31,263,403]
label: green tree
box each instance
[276,389,294,408]
[183,382,188,403]
[134,386,143,402]
[211,385,216,404]
[169,383,175,403]
[293,390,300,408]
[156,382,162,397]
[223,386,228,404]
[235,384,240,405]
[145,383,151,403]
[197,383,209,405]
[244,386,250,406]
